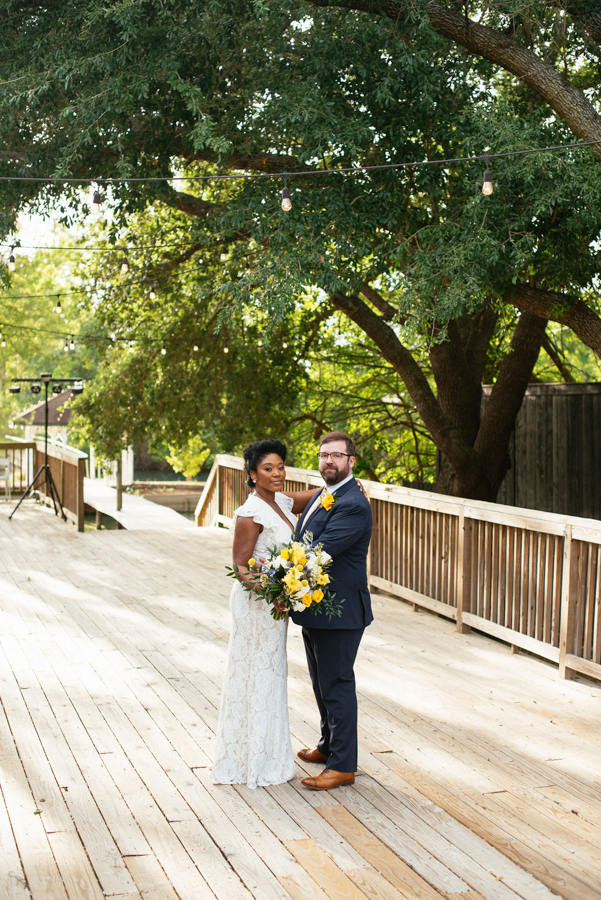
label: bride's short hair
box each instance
[243,439,287,487]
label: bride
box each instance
[211,439,319,788]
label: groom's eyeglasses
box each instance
[317,452,352,461]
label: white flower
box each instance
[318,550,332,565]
[293,600,306,612]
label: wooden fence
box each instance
[196,454,601,684]
[1,440,87,531]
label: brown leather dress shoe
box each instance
[297,747,329,764]
[301,768,355,790]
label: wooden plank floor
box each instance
[1,501,600,900]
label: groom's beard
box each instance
[321,462,351,486]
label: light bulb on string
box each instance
[482,157,493,196]
[220,252,227,262]
[1,333,5,348]
[8,247,15,271]
[193,345,199,351]
[121,257,129,273]
[282,342,288,349]
[161,347,167,356]
[257,339,263,347]
[281,176,292,212]
[224,346,229,354]
[149,286,157,300]
[63,340,69,353]
[55,295,62,315]
[91,179,102,215]
[69,335,75,351]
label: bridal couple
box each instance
[212,431,373,791]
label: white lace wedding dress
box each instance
[212,492,297,788]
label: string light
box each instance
[220,252,228,262]
[91,180,102,215]
[224,346,229,354]
[149,286,157,300]
[55,296,62,315]
[161,347,167,355]
[482,158,493,196]
[63,340,69,352]
[282,342,288,348]
[69,335,75,350]
[281,177,292,212]
[193,344,199,351]
[1,333,5,347]
[8,248,15,271]
[121,257,129,273]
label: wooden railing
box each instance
[1,440,87,531]
[196,454,601,684]
[0,441,35,494]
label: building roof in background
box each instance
[17,388,77,426]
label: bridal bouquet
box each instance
[227,531,344,621]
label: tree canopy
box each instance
[2,1,601,498]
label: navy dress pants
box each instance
[302,627,365,773]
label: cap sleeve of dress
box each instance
[232,494,276,531]
[276,493,294,513]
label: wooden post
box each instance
[456,510,472,634]
[95,509,102,529]
[116,457,123,512]
[77,458,85,532]
[559,524,577,679]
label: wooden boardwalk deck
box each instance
[1,501,600,900]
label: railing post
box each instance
[77,458,85,532]
[559,524,577,680]
[456,509,472,633]
[116,457,123,512]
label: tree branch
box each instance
[160,185,215,218]
[507,284,601,359]
[330,291,478,473]
[360,282,398,321]
[307,1,601,151]
[475,310,548,487]
[151,242,204,280]
[542,332,576,382]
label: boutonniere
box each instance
[320,492,337,511]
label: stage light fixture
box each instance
[52,383,63,394]
[71,383,84,395]
[31,383,41,394]
[9,384,20,394]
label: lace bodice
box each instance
[211,491,297,789]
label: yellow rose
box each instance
[302,595,312,607]
[291,546,307,566]
[317,574,330,585]
[320,492,335,511]
[248,558,256,567]
[312,589,324,603]
[280,548,290,559]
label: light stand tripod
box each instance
[8,374,84,522]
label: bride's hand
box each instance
[356,479,369,499]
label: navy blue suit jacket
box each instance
[290,478,373,630]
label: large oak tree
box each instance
[1,1,601,498]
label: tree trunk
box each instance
[331,291,547,502]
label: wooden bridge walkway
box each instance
[0,500,600,900]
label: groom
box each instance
[290,431,373,790]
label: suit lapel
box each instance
[298,478,357,536]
